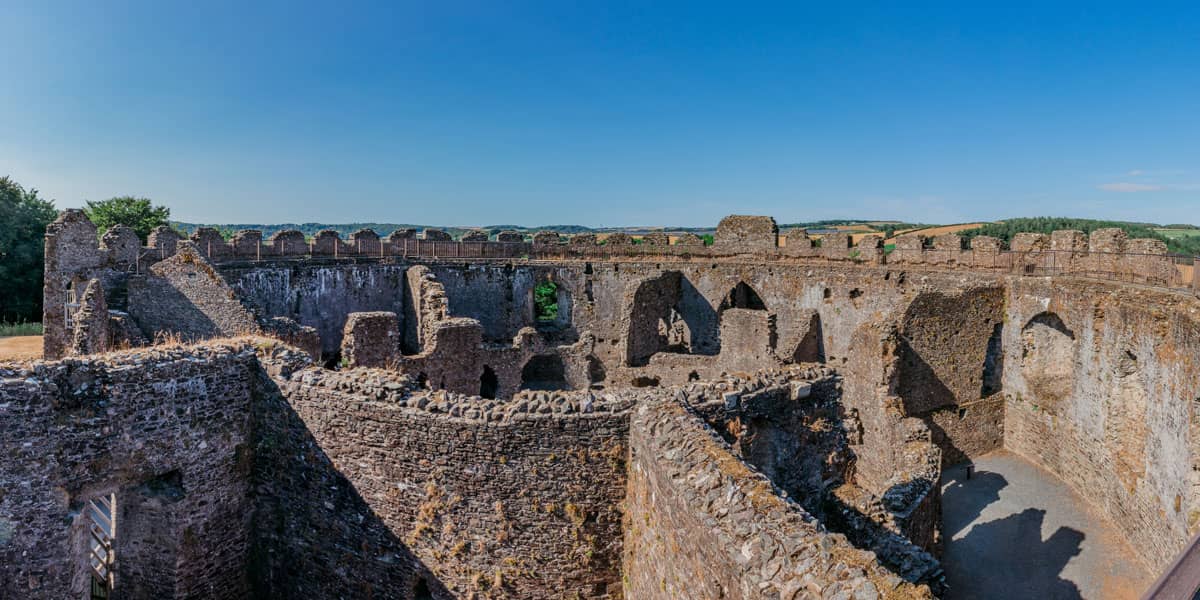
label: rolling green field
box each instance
[1154,228,1200,240]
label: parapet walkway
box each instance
[941,450,1151,599]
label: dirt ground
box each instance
[885,223,985,243]
[0,336,42,361]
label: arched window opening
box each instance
[720,282,767,312]
[520,355,570,391]
[1020,312,1075,405]
[479,366,498,399]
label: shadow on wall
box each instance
[627,271,720,367]
[896,338,978,466]
[130,278,222,343]
[678,275,719,355]
[251,374,452,600]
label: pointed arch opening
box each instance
[719,281,767,312]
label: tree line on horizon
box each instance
[959,217,1200,255]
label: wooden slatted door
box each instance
[86,494,115,599]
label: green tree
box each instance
[84,196,170,241]
[0,177,58,323]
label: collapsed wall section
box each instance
[622,394,933,600]
[224,262,409,357]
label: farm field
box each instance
[1155,228,1200,240]
[0,336,42,361]
[885,223,986,243]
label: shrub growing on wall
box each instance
[534,280,558,322]
[84,196,170,242]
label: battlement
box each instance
[45,212,1193,289]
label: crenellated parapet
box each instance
[604,232,634,246]
[42,210,1198,361]
[532,230,562,245]
[640,231,669,246]
[460,229,488,242]
[347,228,381,255]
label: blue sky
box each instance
[2,1,1199,226]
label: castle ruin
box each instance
[2,212,1198,598]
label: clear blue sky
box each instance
[3,1,1199,227]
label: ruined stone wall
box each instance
[223,262,409,357]
[43,210,107,360]
[684,369,942,583]
[894,287,1007,465]
[429,264,584,344]
[127,242,260,343]
[253,366,631,599]
[0,344,261,600]
[46,211,1191,364]
[341,311,402,368]
[622,394,933,600]
[70,278,110,355]
[713,215,779,253]
[1002,278,1200,572]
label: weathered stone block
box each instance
[714,215,778,253]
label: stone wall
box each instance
[253,365,632,599]
[224,263,409,357]
[341,311,402,368]
[43,209,105,359]
[894,287,1007,465]
[714,215,779,253]
[0,344,261,599]
[1001,278,1200,572]
[127,242,260,343]
[70,278,110,355]
[622,393,934,599]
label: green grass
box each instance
[0,322,42,337]
[1154,228,1200,240]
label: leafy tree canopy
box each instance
[84,196,170,242]
[0,176,58,323]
